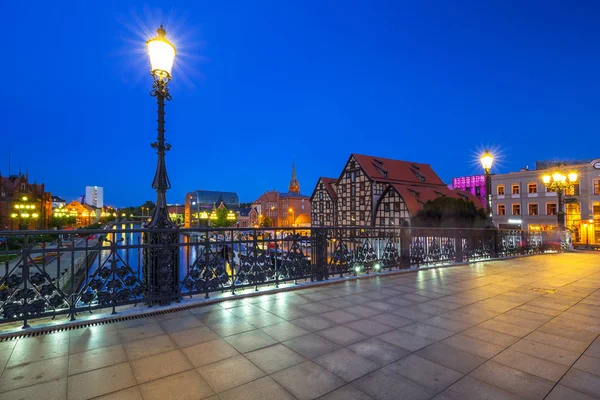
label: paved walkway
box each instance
[1,253,600,400]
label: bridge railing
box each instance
[0,226,567,329]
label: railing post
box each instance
[400,227,410,268]
[21,235,31,329]
[455,230,463,263]
[314,228,328,281]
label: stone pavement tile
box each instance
[461,326,520,347]
[0,377,66,400]
[67,362,136,400]
[559,368,600,398]
[272,360,345,400]
[516,305,562,317]
[505,309,554,323]
[260,321,309,342]
[470,360,555,399]
[68,344,127,375]
[492,348,569,382]
[0,341,16,353]
[347,337,410,366]
[392,308,436,322]
[573,355,600,377]
[320,310,361,324]
[427,299,463,311]
[169,325,220,348]
[539,321,599,343]
[411,303,451,316]
[442,334,505,359]
[118,322,165,343]
[69,329,122,354]
[245,343,305,374]
[400,323,455,341]
[314,348,380,382]
[93,386,143,400]
[585,338,600,359]
[478,320,534,337]
[139,369,215,400]
[364,301,397,312]
[342,305,383,318]
[297,302,337,314]
[423,316,476,332]
[317,325,368,346]
[492,314,546,330]
[6,337,69,367]
[227,304,268,318]
[153,309,193,322]
[368,313,413,328]
[319,385,374,399]
[301,292,333,302]
[188,304,223,315]
[434,375,525,400]
[114,317,157,330]
[197,355,265,393]
[242,312,286,328]
[181,338,239,368]
[130,349,193,384]
[377,329,435,352]
[527,299,571,312]
[269,307,310,321]
[0,355,67,392]
[123,334,177,360]
[402,293,435,304]
[321,297,356,309]
[283,333,340,359]
[387,296,416,307]
[223,330,278,353]
[210,319,256,337]
[345,319,395,336]
[291,315,337,331]
[218,376,296,400]
[510,338,580,367]
[417,342,487,374]
[478,299,522,313]
[525,331,591,353]
[354,368,434,400]
[159,315,204,334]
[545,384,598,400]
[385,354,463,393]
[198,309,237,325]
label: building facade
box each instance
[251,164,311,227]
[310,154,480,227]
[451,175,487,208]
[0,173,52,230]
[490,159,600,244]
[85,186,104,208]
[184,190,240,228]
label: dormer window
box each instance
[408,189,420,198]
[410,164,420,170]
[375,165,387,178]
[412,170,425,182]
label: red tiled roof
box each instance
[321,177,338,200]
[390,184,483,216]
[352,154,446,186]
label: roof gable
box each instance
[352,154,446,186]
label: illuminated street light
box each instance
[541,167,578,230]
[480,149,494,227]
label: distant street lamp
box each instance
[480,150,494,227]
[11,196,39,230]
[143,24,180,305]
[288,207,295,227]
[542,168,578,231]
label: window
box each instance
[342,211,347,219]
[393,202,400,212]
[359,196,365,205]
[594,180,600,195]
[380,217,386,225]
[342,184,346,193]
[342,198,346,206]
[360,211,365,221]
[512,204,521,215]
[350,161,355,169]
[351,172,356,183]
[360,182,365,192]
[528,204,538,215]
[512,185,520,195]
[475,187,481,196]
[319,192,323,200]
[546,203,557,215]
[528,184,537,194]
[319,203,323,212]
[326,201,330,209]
[351,186,356,196]
[498,204,506,215]
[565,184,580,196]
[546,185,555,193]
[384,203,390,212]
[497,185,505,195]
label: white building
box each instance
[51,196,66,209]
[491,159,600,245]
[85,186,104,208]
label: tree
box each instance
[260,216,273,228]
[411,197,487,228]
[48,216,77,229]
[210,208,237,228]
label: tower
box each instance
[289,163,300,194]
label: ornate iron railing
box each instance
[0,225,567,328]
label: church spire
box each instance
[288,162,300,194]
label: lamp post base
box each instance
[143,229,180,306]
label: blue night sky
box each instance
[3,1,600,206]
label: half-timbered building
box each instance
[310,154,481,227]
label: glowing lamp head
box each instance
[354,266,361,273]
[147,25,176,80]
[32,213,39,219]
[542,175,551,184]
[568,172,578,182]
[552,173,565,183]
[480,150,493,171]
[374,263,381,271]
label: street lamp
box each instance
[542,168,577,230]
[480,150,494,226]
[11,196,39,230]
[288,207,295,227]
[143,24,179,305]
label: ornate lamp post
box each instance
[143,25,180,305]
[542,169,577,231]
[11,196,39,230]
[288,207,295,227]
[480,150,494,227]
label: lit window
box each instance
[528,204,538,215]
[512,185,520,195]
[594,180,600,195]
[528,184,537,194]
[512,204,520,215]
[497,185,505,195]
[546,203,557,215]
[497,204,506,215]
